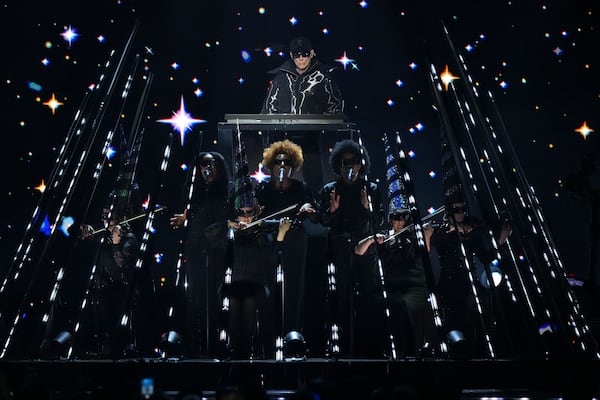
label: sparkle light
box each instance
[440,64,459,91]
[289,16,297,25]
[575,121,594,140]
[106,146,116,159]
[60,26,78,47]
[250,163,270,183]
[43,93,64,115]
[553,46,563,56]
[335,51,355,71]
[157,95,206,145]
[34,179,46,193]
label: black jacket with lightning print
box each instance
[261,58,343,114]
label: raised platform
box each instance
[2,357,599,399]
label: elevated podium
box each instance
[217,113,359,194]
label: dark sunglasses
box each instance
[342,158,361,167]
[236,208,257,217]
[292,51,310,59]
[275,159,294,167]
[200,159,217,168]
[452,206,466,213]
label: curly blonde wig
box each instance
[261,139,304,172]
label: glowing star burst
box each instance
[250,163,270,183]
[61,26,78,47]
[335,51,355,71]
[157,95,206,145]
[440,65,459,91]
[575,121,594,140]
[34,179,46,193]
[43,93,64,115]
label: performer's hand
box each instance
[360,187,369,210]
[228,220,242,230]
[277,217,292,241]
[329,190,340,213]
[170,210,187,229]
[297,203,316,215]
[375,233,386,244]
[423,223,435,239]
[498,220,512,245]
[80,224,94,239]
[110,224,122,245]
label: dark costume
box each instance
[261,58,344,195]
[88,229,138,357]
[430,217,496,358]
[255,178,315,344]
[181,159,230,357]
[319,179,383,356]
[223,225,272,359]
[377,232,427,357]
[261,58,343,115]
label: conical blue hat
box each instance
[383,133,409,216]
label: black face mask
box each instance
[342,158,360,167]
[275,159,294,167]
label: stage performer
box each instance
[318,139,384,357]
[170,151,231,358]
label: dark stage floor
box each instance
[1,357,599,399]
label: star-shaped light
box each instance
[289,16,297,25]
[335,51,355,70]
[250,163,270,183]
[61,26,78,47]
[157,95,206,145]
[35,179,46,193]
[106,146,116,159]
[43,93,64,115]
[553,46,563,56]
[440,65,459,91]
[575,121,594,140]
